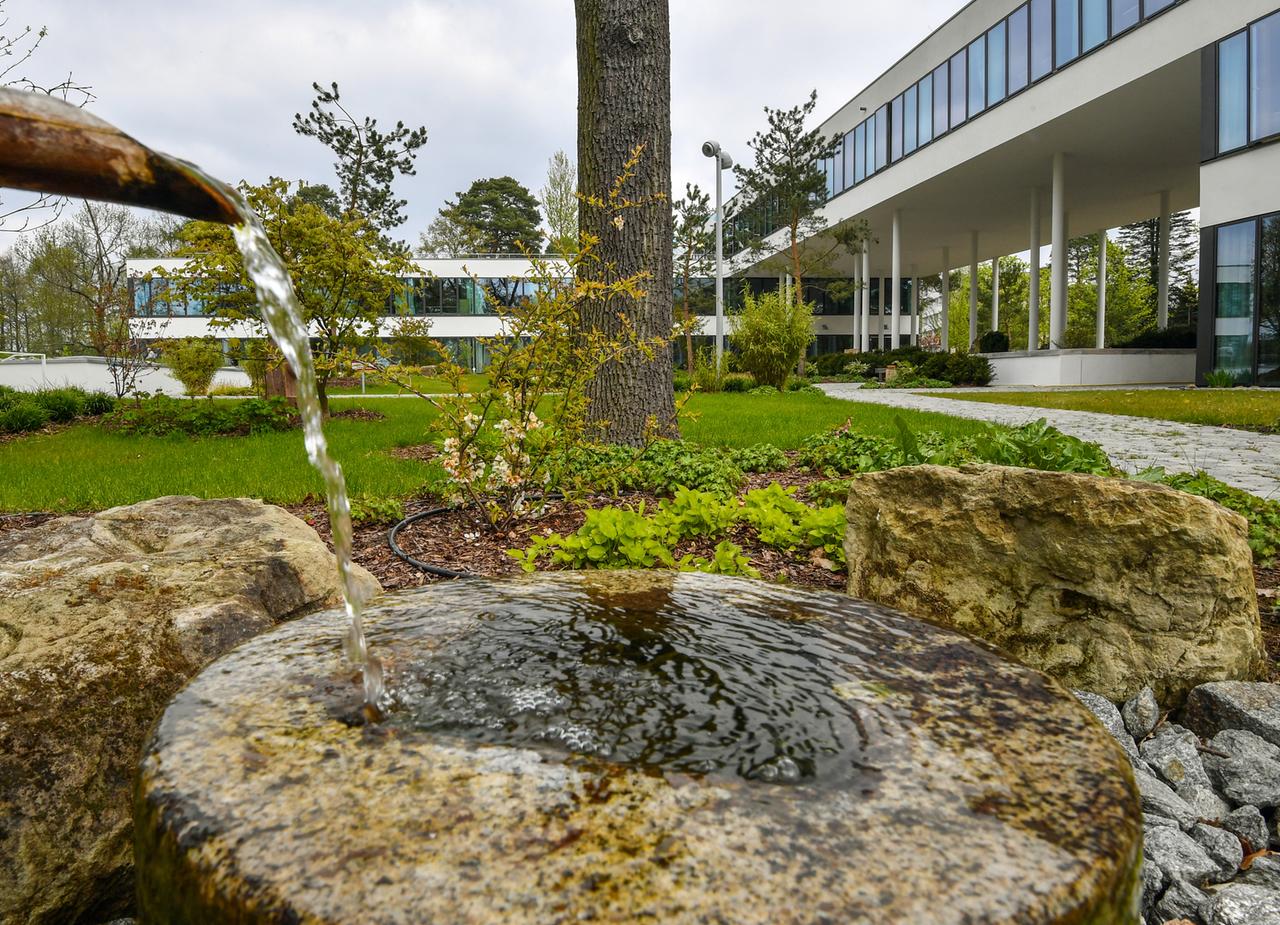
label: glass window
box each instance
[1083,0,1108,52]
[950,49,967,128]
[1252,12,1280,142]
[933,63,949,134]
[854,122,866,183]
[1144,0,1175,17]
[1056,0,1080,67]
[892,95,904,162]
[875,104,889,171]
[1219,32,1248,154]
[1008,5,1029,93]
[865,113,876,176]
[918,76,934,145]
[1112,0,1139,33]
[904,85,918,154]
[1260,216,1280,386]
[1030,0,1052,81]
[987,21,1007,105]
[968,37,987,116]
[1215,220,1257,382]
[842,130,855,190]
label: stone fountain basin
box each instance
[135,572,1142,925]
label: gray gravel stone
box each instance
[1143,724,1214,789]
[1137,767,1199,829]
[1125,686,1162,741]
[1203,883,1280,925]
[1075,690,1143,764]
[1180,783,1235,824]
[1141,859,1168,922]
[1203,730,1280,808]
[1184,683,1280,751]
[1223,806,1271,855]
[1155,877,1210,923]
[1192,823,1245,881]
[1144,826,1223,885]
[1145,812,1181,829]
[1239,856,1280,892]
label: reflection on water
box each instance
[384,577,905,786]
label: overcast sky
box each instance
[14,0,961,240]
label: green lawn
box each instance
[330,372,489,395]
[922,388,1280,431]
[0,392,999,513]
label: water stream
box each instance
[225,193,384,709]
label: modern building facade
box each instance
[126,257,923,369]
[729,0,1279,386]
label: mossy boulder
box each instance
[0,496,379,925]
[843,465,1264,705]
[136,573,1141,924]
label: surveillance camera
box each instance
[702,140,720,158]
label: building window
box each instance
[1112,0,1139,34]
[950,49,967,128]
[1252,12,1280,142]
[1215,221,1256,383]
[1145,0,1175,17]
[842,130,855,190]
[1219,32,1248,153]
[1082,0,1108,53]
[917,76,933,146]
[968,37,987,117]
[875,104,889,171]
[1261,216,1280,385]
[866,111,878,176]
[904,85,919,154]
[933,62,950,135]
[1008,4,1030,93]
[987,21,1007,105]
[854,122,866,183]
[892,95,905,162]
[1030,0,1052,81]
[1056,0,1080,67]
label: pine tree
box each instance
[438,177,544,255]
[1117,211,1199,307]
[672,183,713,371]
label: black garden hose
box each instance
[387,506,475,580]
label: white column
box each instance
[968,231,979,351]
[1096,229,1108,349]
[890,209,902,351]
[1158,190,1171,330]
[852,257,863,353]
[1050,152,1068,349]
[991,257,1000,333]
[910,266,920,346]
[1029,189,1041,351]
[941,247,951,352]
[860,242,871,353]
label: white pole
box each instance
[941,246,951,352]
[1050,152,1067,349]
[861,242,871,353]
[714,160,725,366]
[1157,189,1171,331]
[968,232,979,351]
[1096,229,1108,349]
[1029,189,1041,351]
[910,266,919,345]
[853,257,863,353]
[991,257,1000,333]
[891,209,902,351]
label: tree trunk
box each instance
[576,0,678,446]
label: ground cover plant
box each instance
[923,387,1280,432]
[0,385,115,435]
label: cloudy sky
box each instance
[14,0,960,239]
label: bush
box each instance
[109,395,295,437]
[918,352,994,386]
[82,392,116,416]
[721,374,752,393]
[0,401,51,434]
[162,337,225,397]
[0,385,17,412]
[1204,369,1239,388]
[749,385,780,396]
[32,388,85,424]
[672,370,692,393]
[236,339,275,396]
[1116,325,1197,349]
[786,377,812,391]
[729,289,814,391]
[976,330,1010,354]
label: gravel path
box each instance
[819,384,1280,500]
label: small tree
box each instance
[672,183,713,372]
[438,177,545,254]
[540,150,579,255]
[384,316,436,367]
[292,81,428,233]
[233,339,277,396]
[162,337,224,397]
[730,289,814,391]
[418,213,485,257]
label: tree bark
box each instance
[576,0,678,446]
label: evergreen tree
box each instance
[293,81,428,233]
[1117,211,1199,306]
[438,177,544,255]
[672,183,713,370]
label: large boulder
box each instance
[843,465,1264,705]
[0,496,379,925]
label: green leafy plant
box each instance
[688,541,760,578]
[729,288,815,391]
[350,495,407,527]
[1150,469,1280,565]
[161,337,225,398]
[81,392,116,416]
[723,443,789,473]
[0,401,50,434]
[1204,369,1239,388]
[975,419,1114,475]
[654,486,740,541]
[109,395,295,437]
[512,504,677,572]
[31,388,85,423]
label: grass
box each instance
[329,372,489,395]
[921,388,1280,431]
[0,391,1001,513]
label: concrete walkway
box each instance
[819,384,1280,500]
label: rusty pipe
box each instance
[0,87,240,225]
